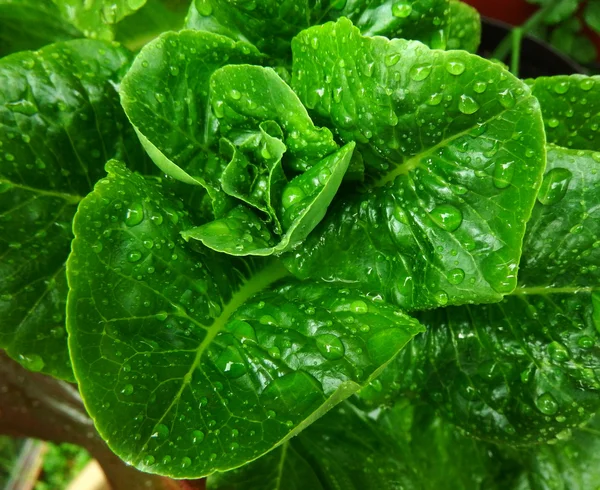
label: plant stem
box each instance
[511,27,523,76]
[491,0,561,65]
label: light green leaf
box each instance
[366,144,600,445]
[0,0,81,57]
[120,30,263,216]
[0,40,147,381]
[529,75,600,150]
[182,142,355,256]
[447,0,482,52]
[50,0,148,41]
[66,161,424,478]
[286,18,546,310]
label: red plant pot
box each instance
[465,0,537,25]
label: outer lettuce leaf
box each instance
[514,412,600,490]
[209,400,518,490]
[360,142,600,445]
[327,0,451,49]
[50,0,148,41]
[66,161,424,478]
[286,19,546,310]
[0,40,148,381]
[447,0,481,53]
[528,75,600,151]
[184,0,452,59]
[0,0,81,57]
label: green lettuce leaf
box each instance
[286,18,546,310]
[184,0,452,61]
[447,0,481,53]
[121,35,349,255]
[209,399,518,490]
[529,75,600,151]
[0,40,148,381]
[0,0,81,57]
[327,0,451,49]
[360,144,600,445]
[514,412,600,489]
[50,0,148,41]
[66,160,424,478]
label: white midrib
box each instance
[138,260,289,459]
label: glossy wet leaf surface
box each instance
[528,75,600,151]
[50,0,148,40]
[447,0,481,52]
[0,0,81,56]
[0,40,146,381]
[67,161,423,478]
[363,144,600,445]
[209,399,518,490]
[286,19,546,310]
[185,0,452,61]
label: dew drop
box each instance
[430,204,463,232]
[18,354,44,372]
[553,81,569,94]
[409,64,432,81]
[427,93,443,106]
[392,2,413,18]
[230,89,242,100]
[121,384,134,395]
[216,346,247,379]
[447,268,465,285]
[473,81,487,93]
[536,393,559,415]
[316,334,345,360]
[144,455,155,466]
[537,168,573,205]
[458,94,479,115]
[192,430,205,444]
[578,336,594,348]
[445,61,465,76]
[156,311,168,321]
[493,161,515,189]
[435,290,449,305]
[547,341,570,362]
[128,251,142,262]
[125,202,144,226]
[498,89,516,108]
[282,186,305,209]
[350,300,368,314]
[548,118,560,128]
[579,79,594,91]
[181,457,192,469]
[152,424,169,440]
[385,53,401,67]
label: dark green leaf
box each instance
[0,0,81,57]
[548,19,597,64]
[514,412,600,489]
[184,0,452,60]
[115,0,192,52]
[50,0,149,41]
[585,0,600,33]
[447,0,481,53]
[528,0,580,25]
[327,0,451,49]
[286,19,546,310]
[66,161,424,478]
[366,144,600,445]
[209,399,517,490]
[0,40,146,381]
[529,75,600,149]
